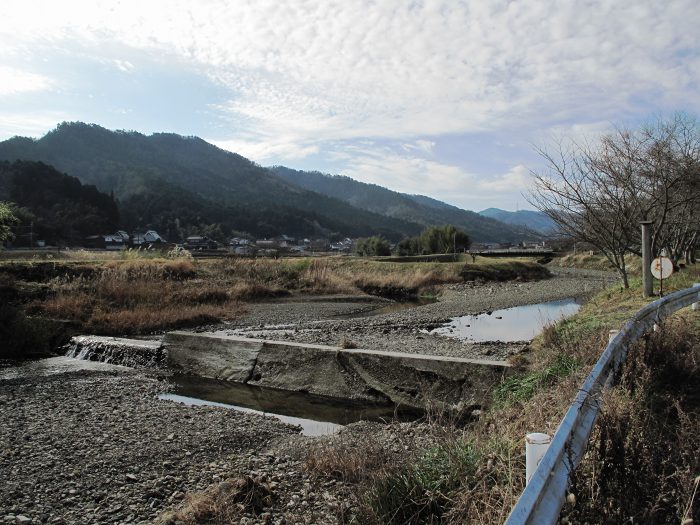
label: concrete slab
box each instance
[164,331,511,410]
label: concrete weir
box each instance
[164,331,511,410]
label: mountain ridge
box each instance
[478,207,556,234]
[0,122,535,242]
[270,166,537,242]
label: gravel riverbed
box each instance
[0,267,617,524]
[0,360,301,525]
[219,267,616,360]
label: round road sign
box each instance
[651,257,674,280]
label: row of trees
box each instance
[530,114,700,287]
[397,225,470,256]
[356,225,471,257]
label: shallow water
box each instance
[430,298,582,342]
[160,375,422,436]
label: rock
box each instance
[15,517,31,525]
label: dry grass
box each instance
[305,435,390,484]
[156,476,274,525]
[561,320,700,523]
[26,258,241,335]
[556,252,644,275]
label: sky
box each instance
[1,1,699,211]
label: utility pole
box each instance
[641,220,653,298]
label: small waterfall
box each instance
[65,335,166,369]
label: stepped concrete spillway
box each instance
[164,331,511,410]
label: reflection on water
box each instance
[430,298,581,342]
[159,375,422,436]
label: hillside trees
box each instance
[0,161,119,246]
[529,114,700,287]
[0,202,18,243]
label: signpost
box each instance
[651,256,674,296]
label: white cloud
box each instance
[2,0,698,150]
[0,112,71,140]
[337,142,532,210]
[1,0,698,209]
[477,165,532,193]
[0,66,52,96]
[113,60,135,73]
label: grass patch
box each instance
[493,353,579,408]
[556,252,643,275]
[359,439,480,524]
[460,259,550,282]
[156,476,274,525]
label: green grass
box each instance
[360,439,481,525]
[493,353,579,408]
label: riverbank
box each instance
[218,267,615,360]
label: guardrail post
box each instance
[525,433,551,484]
[641,221,654,298]
[692,283,700,311]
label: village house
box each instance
[131,230,166,248]
[184,235,218,250]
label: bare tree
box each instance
[528,115,700,288]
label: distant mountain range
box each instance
[0,122,544,242]
[270,167,538,242]
[478,208,556,234]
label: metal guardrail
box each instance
[505,285,700,525]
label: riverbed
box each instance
[0,266,615,524]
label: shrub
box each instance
[359,439,480,524]
[563,321,700,524]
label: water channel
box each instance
[160,375,422,436]
[429,297,582,342]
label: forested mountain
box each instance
[0,122,537,242]
[0,123,421,241]
[478,208,557,234]
[270,167,536,242]
[0,160,119,245]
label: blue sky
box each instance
[1,1,699,211]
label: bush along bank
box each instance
[460,260,551,282]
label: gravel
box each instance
[218,267,617,360]
[0,361,298,524]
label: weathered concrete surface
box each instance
[65,335,166,368]
[165,332,263,382]
[164,331,510,409]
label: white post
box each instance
[692,283,700,311]
[609,329,619,343]
[526,432,551,484]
